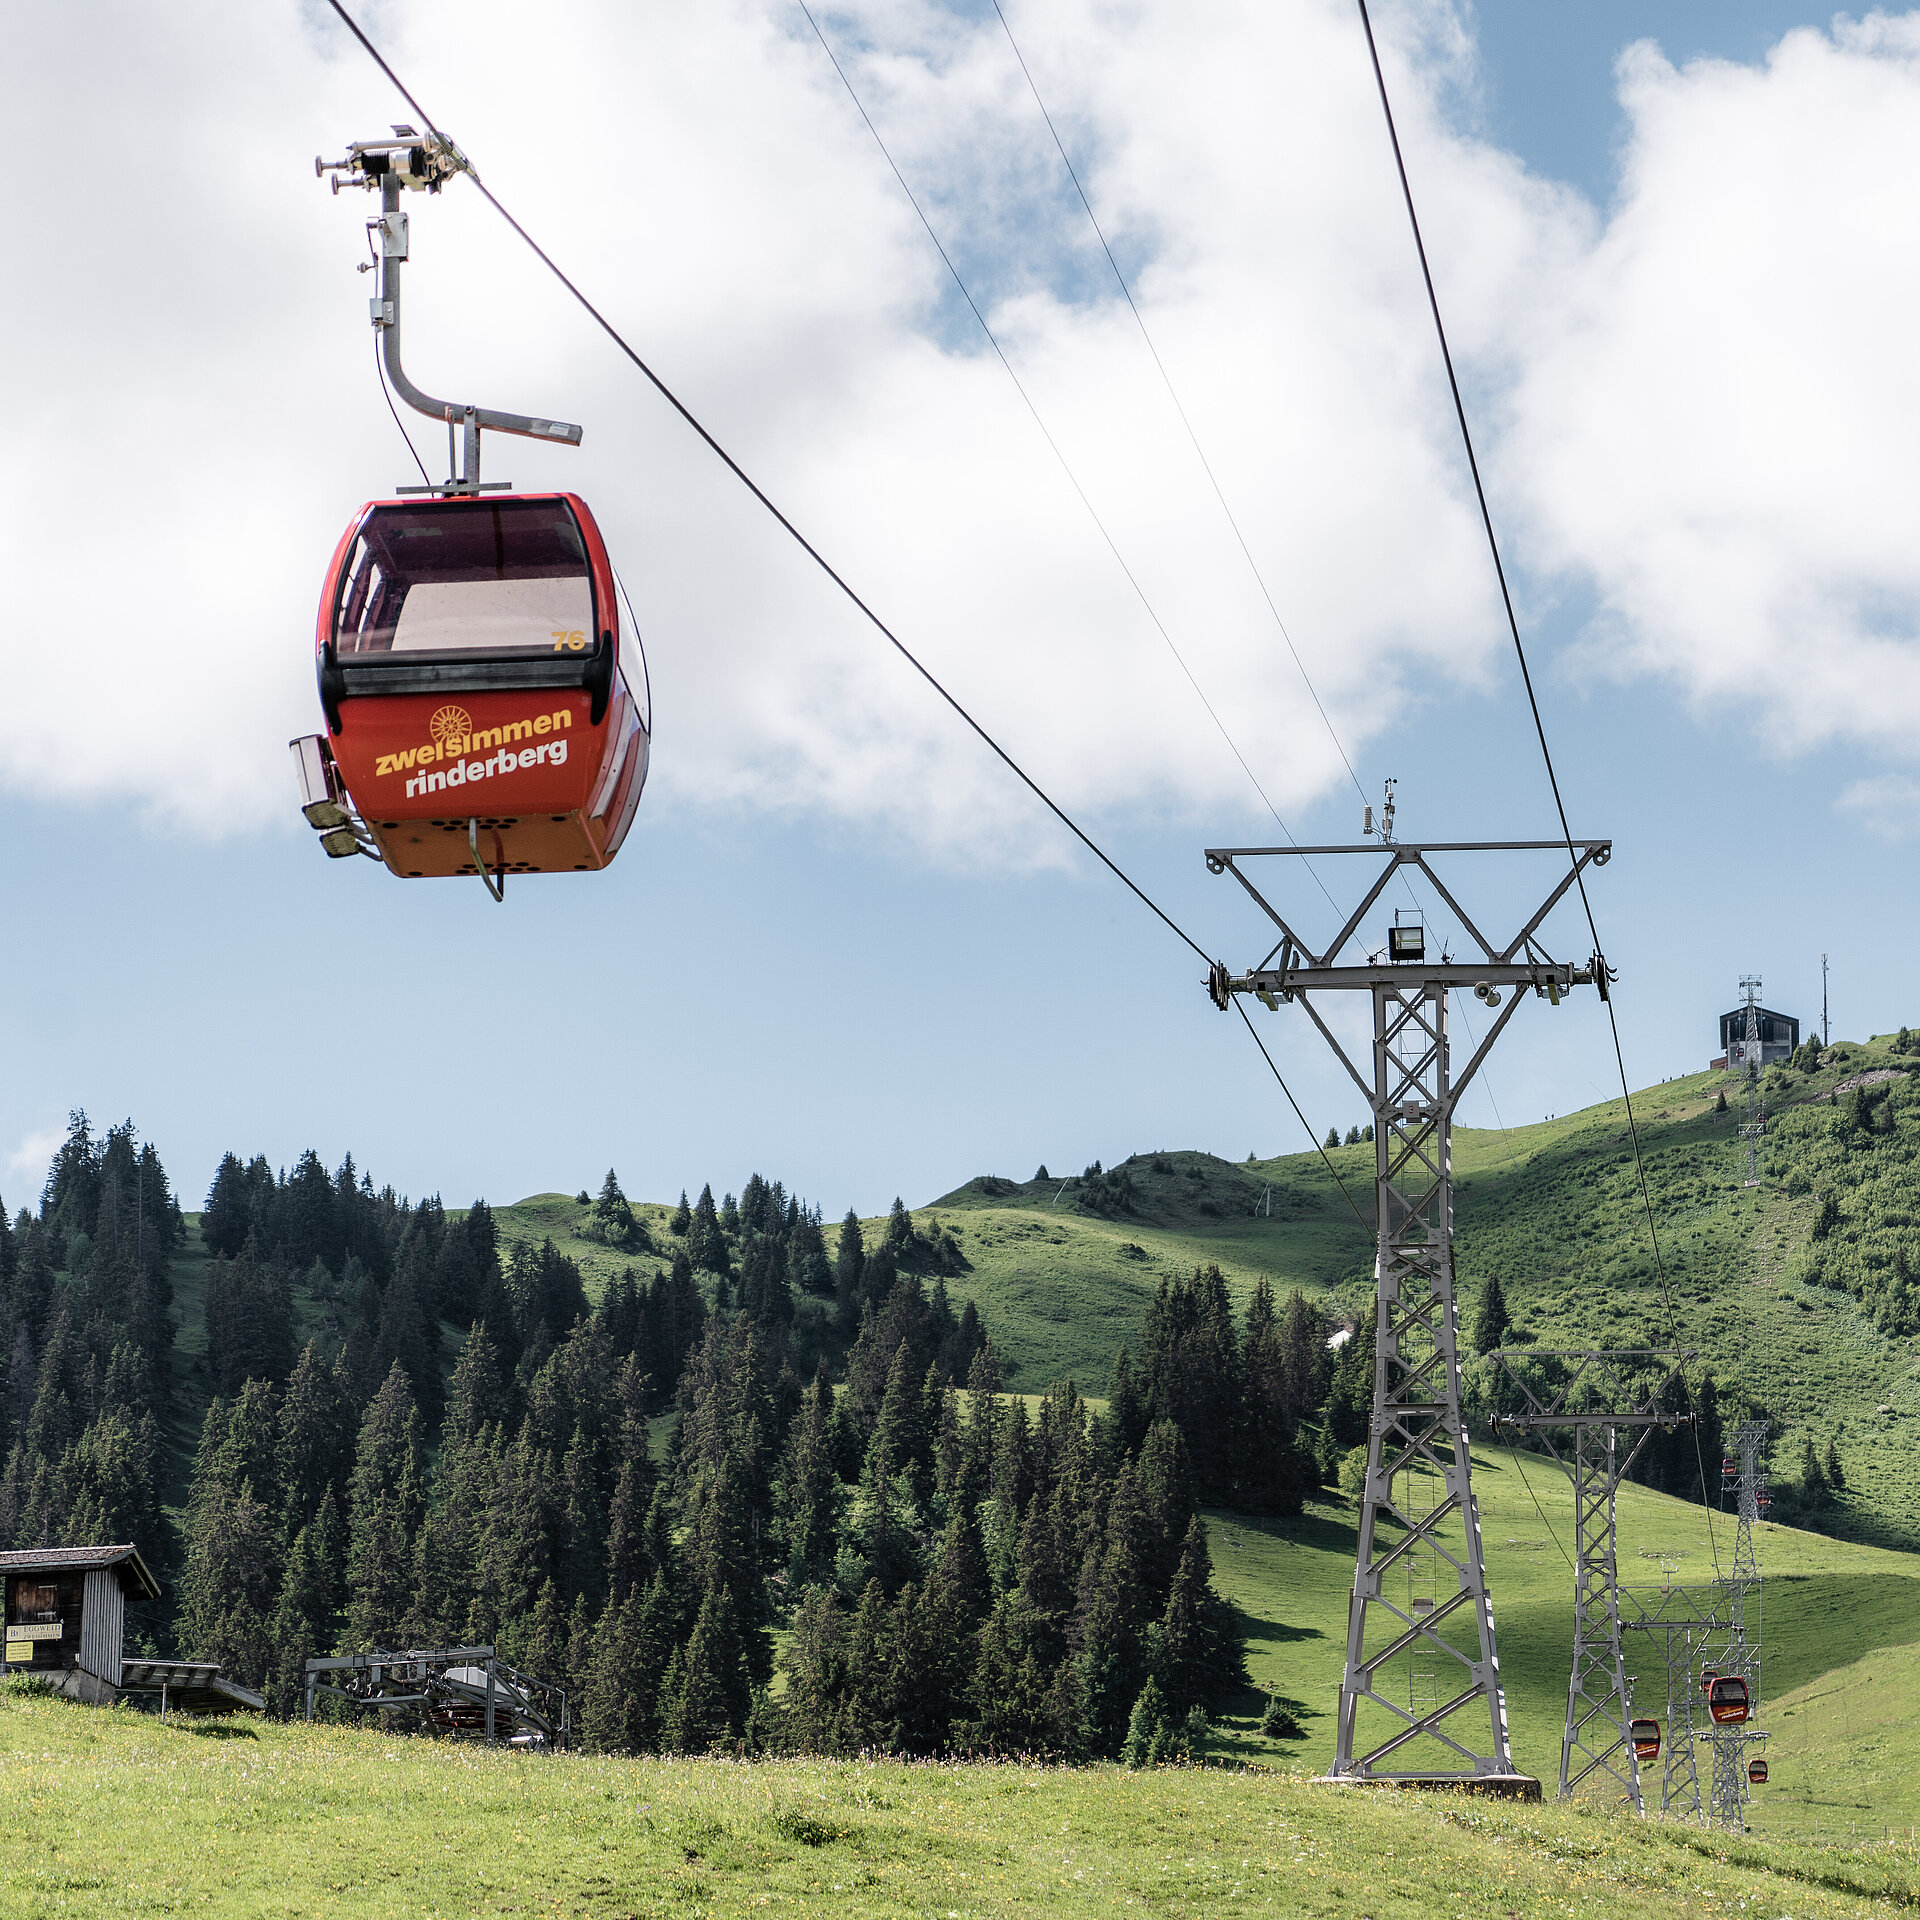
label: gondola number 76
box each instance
[551,630,588,651]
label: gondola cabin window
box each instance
[333,500,596,656]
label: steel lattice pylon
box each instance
[1620,1581,1720,1823]
[1735,976,1766,1187]
[1492,1349,1693,1811]
[1704,1418,1769,1831]
[1205,835,1611,1784]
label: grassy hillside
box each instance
[6,1680,1919,1918]
[1202,1446,1920,1836]
[140,1034,1920,1850]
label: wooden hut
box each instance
[1,1544,161,1704]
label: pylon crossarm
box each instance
[1494,841,1612,962]
[1408,855,1500,962]
[1321,856,1408,966]
[1206,855,1309,952]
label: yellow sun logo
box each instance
[429,705,472,747]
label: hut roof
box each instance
[0,1544,161,1600]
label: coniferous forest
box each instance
[0,1115,1366,1759]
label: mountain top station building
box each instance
[1711,1005,1800,1073]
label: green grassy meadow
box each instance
[1202,1448,1920,1836]
[7,1680,1920,1919]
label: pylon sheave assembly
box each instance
[1205,832,1613,1788]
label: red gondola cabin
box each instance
[1748,1758,1768,1785]
[298,492,648,884]
[1704,1674,1750,1725]
[1630,1716,1661,1762]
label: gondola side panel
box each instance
[334,690,606,825]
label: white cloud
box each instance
[1499,15,1920,756]
[0,0,1522,860]
[5,1128,62,1192]
[1836,771,1920,837]
[6,2,1920,857]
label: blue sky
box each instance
[2,1,1912,1219]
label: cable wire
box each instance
[990,0,1371,817]
[794,0,1332,903]
[325,0,1371,1234]
[1354,0,1720,1572]
[321,0,1212,968]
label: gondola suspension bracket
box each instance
[319,129,581,498]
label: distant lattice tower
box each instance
[1705,1419,1768,1832]
[1736,977,1765,1187]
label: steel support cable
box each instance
[997,6,1510,1192]
[792,0,1342,916]
[326,1,1367,1219]
[989,0,1371,817]
[1354,0,1719,1572]
[320,0,1211,968]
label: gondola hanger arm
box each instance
[320,132,582,494]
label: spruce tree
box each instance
[1107,1347,1147,1457]
[1799,1432,1828,1507]
[663,1585,746,1750]
[833,1210,866,1331]
[278,1342,349,1537]
[267,1522,332,1717]
[202,1154,254,1260]
[688,1186,728,1276]
[1824,1436,1846,1490]
[590,1170,638,1251]
[780,1369,842,1588]
[580,1590,652,1752]
[345,1363,426,1649]
[1150,1516,1246,1716]
[670,1191,692,1237]
[1275,1290,1328,1429]
[1122,1675,1171,1768]
[1470,1274,1513,1355]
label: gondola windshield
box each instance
[335,499,596,656]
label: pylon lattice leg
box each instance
[1560,1425,1641,1809]
[1333,985,1513,1780]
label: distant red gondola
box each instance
[1748,1758,1769,1785]
[1630,1716,1661,1762]
[1704,1674,1750,1725]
